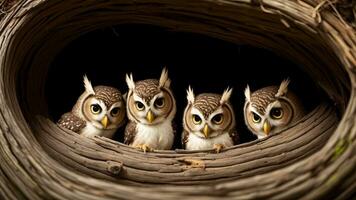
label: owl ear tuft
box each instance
[186,86,195,104]
[276,79,290,97]
[159,67,171,88]
[244,85,251,102]
[126,73,135,90]
[83,75,95,95]
[220,87,233,104]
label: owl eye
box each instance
[270,108,283,119]
[154,97,165,108]
[252,112,261,123]
[212,114,223,124]
[192,114,202,125]
[110,107,120,117]
[90,104,102,114]
[135,101,145,111]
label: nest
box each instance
[0,0,355,199]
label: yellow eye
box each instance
[192,114,202,125]
[252,112,261,123]
[212,114,223,124]
[90,104,102,114]
[270,108,283,119]
[135,101,145,111]
[154,98,165,108]
[110,107,120,117]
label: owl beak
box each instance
[263,120,271,135]
[146,110,155,123]
[203,124,210,138]
[101,115,109,129]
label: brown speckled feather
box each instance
[250,86,278,115]
[194,94,221,119]
[57,112,86,133]
[94,86,122,107]
[134,79,160,102]
[124,121,137,145]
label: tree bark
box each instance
[0,0,355,199]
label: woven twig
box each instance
[0,0,17,15]
[0,0,355,199]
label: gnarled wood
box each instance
[0,0,355,199]
[34,104,337,184]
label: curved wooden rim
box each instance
[0,0,355,199]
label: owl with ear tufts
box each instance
[124,68,176,152]
[182,87,239,153]
[244,79,305,139]
[57,75,126,138]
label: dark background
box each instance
[46,24,326,148]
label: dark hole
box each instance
[46,24,325,148]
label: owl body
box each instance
[57,76,126,138]
[80,122,117,138]
[182,87,238,152]
[130,120,174,150]
[244,80,304,139]
[124,68,176,151]
[185,130,233,151]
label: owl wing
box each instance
[181,130,189,149]
[124,121,137,145]
[57,112,86,133]
[229,129,240,145]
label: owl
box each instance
[182,86,239,153]
[243,79,305,139]
[57,75,126,138]
[124,68,176,152]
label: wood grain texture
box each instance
[0,0,355,199]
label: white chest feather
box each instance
[186,132,233,151]
[80,123,116,138]
[132,120,174,150]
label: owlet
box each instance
[124,68,176,152]
[182,86,239,153]
[244,79,305,139]
[57,75,126,138]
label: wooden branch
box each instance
[32,104,337,185]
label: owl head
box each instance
[125,68,176,125]
[244,79,304,139]
[73,75,126,130]
[183,86,235,139]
